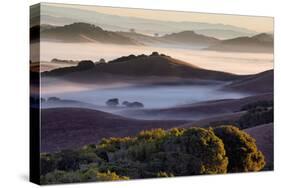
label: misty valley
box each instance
[30,3,274,184]
[31,50,274,184]
[41,79,250,117]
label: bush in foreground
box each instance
[213,126,265,172]
[40,125,265,184]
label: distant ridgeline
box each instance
[206,33,273,53]
[40,22,138,45]
[42,52,241,81]
[50,58,79,64]
[33,22,273,53]
[40,125,265,184]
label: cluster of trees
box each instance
[238,107,273,129]
[40,125,265,184]
[237,100,273,129]
[240,100,273,111]
[106,98,144,108]
[208,100,273,129]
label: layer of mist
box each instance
[40,42,273,74]
[41,78,249,109]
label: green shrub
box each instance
[40,153,56,175]
[41,170,82,184]
[163,128,228,175]
[240,100,273,111]
[168,128,185,137]
[96,171,129,181]
[40,126,266,184]
[157,171,174,177]
[105,128,228,176]
[56,150,80,171]
[98,137,135,152]
[213,126,265,172]
[40,165,129,184]
[98,160,144,179]
[81,164,100,182]
[238,108,273,129]
[137,128,167,141]
[95,149,109,162]
[127,141,158,162]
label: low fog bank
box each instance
[40,77,251,121]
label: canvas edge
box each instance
[30,2,41,185]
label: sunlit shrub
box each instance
[96,171,130,181]
[213,125,265,172]
[40,125,266,184]
[163,128,228,175]
[157,171,174,177]
[137,128,167,140]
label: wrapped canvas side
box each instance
[30,3,41,185]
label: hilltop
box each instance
[40,22,138,45]
[42,52,240,81]
[160,30,219,46]
[207,33,273,53]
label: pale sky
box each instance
[49,3,273,33]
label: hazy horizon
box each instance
[35,3,274,75]
[45,2,273,33]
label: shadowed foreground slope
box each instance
[41,108,187,152]
[245,123,273,169]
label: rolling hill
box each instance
[39,3,257,38]
[41,108,187,152]
[245,123,273,169]
[160,30,219,47]
[37,20,272,52]
[119,93,273,121]
[117,30,220,48]
[194,29,254,40]
[42,52,241,82]
[40,22,138,45]
[207,33,273,53]
[39,22,221,48]
[224,69,273,93]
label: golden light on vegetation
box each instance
[40,125,265,184]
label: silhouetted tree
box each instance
[129,28,135,33]
[77,60,95,69]
[151,51,159,56]
[96,58,106,64]
[106,98,119,107]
